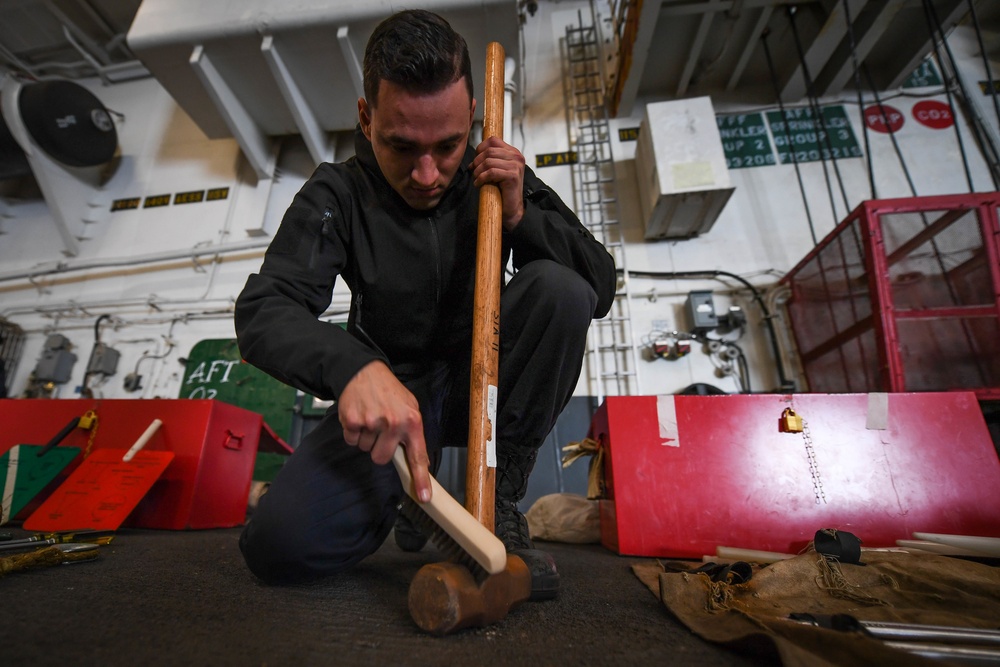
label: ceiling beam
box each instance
[677,7,718,96]
[336,25,365,100]
[260,35,332,165]
[726,4,774,90]
[190,44,275,180]
[824,0,907,94]
[886,0,970,89]
[781,0,873,101]
[614,0,664,117]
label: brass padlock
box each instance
[780,407,803,433]
[77,410,97,430]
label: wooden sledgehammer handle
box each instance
[406,43,531,638]
[465,41,505,529]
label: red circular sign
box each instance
[912,100,954,129]
[863,104,904,133]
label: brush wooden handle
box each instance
[392,446,506,575]
[465,41,506,529]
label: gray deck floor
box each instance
[1,527,776,666]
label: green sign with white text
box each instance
[766,106,863,164]
[717,113,776,169]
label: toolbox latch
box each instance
[223,430,244,451]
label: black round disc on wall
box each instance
[17,80,118,168]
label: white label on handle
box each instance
[487,384,497,468]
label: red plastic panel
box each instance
[24,449,174,532]
[592,393,1000,558]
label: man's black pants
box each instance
[239,260,598,583]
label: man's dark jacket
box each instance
[235,129,616,401]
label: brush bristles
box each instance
[399,496,491,582]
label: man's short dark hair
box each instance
[363,9,473,108]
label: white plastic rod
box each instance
[122,419,163,462]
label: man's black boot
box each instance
[394,508,429,552]
[495,445,560,601]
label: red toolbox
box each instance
[590,392,1000,558]
[0,399,292,529]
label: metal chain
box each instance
[84,413,99,458]
[800,418,827,504]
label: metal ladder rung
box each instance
[579,175,615,185]
[583,197,618,206]
[600,371,637,379]
[595,310,632,320]
[574,158,613,168]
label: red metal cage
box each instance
[782,192,1000,400]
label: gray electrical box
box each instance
[87,343,120,376]
[34,333,77,383]
[686,291,718,332]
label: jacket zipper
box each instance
[429,214,442,305]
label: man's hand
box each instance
[338,360,432,503]
[471,136,525,231]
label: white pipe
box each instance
[0,239,270,284]
[62,25,110,84]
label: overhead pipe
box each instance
[0,238,271,285]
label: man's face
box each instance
[359,78,476,210]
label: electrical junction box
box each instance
[634,96,735,240]
[86,343,120,376]
[686,290,718,332]
[34,334,76,383]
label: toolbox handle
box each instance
[223,430,244,451]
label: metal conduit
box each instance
[0,239,271,285]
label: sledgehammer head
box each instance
[408,555,532,635]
